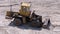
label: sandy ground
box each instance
[0,0,60,34]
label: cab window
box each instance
[22,6,30,12]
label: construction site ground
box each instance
[0,0,60,34]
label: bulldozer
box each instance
[5,2,50,28]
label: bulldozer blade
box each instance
[43,18,50,28]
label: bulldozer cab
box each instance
[19,2,31,16]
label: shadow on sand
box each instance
[8,20,51,30]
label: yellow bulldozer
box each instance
[5,2,50,28]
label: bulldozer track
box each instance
[0,4,19,7]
